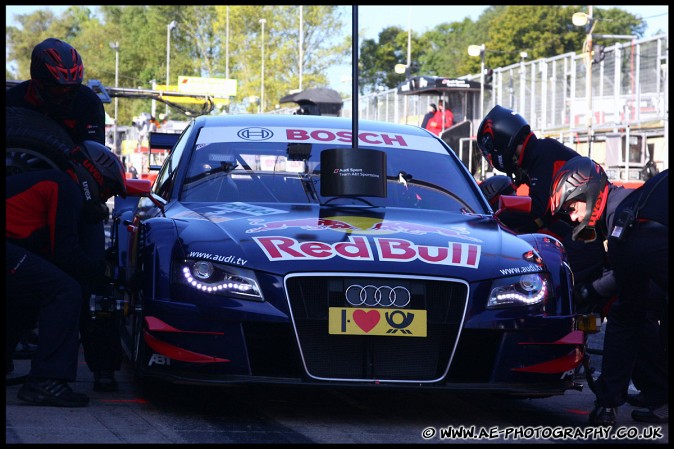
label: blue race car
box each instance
[110,114,586,397]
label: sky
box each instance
[6,5,669,89]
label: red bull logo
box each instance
[246,216,482,243]
[252,235,481,268]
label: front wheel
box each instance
[130,294,150,383]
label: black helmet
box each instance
[31,38,84,86]
[479,175,517,208]
[30,38,84,110]
[476,105,531,179]
[70,141,127,223]
[550,157,609,242]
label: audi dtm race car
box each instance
[109,114,587,397]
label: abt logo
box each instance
[148,353,171,366]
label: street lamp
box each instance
[259,18,266,113]
[299,6,303,91]
[226,7,230,79]
[572,9,598,157]
[166,20,178,117]
[468,44,486,120]
[393,9,413,79]
[573,9,637,158]
[109,41,119,155]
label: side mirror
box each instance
[121,178,165,216]
[124,178,152,196]
[495,195,531,218]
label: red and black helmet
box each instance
[550,157,609,242]
[73,141,127,200]
[30,38,84,86]
[69,141,127,223]
[476,105,531,180]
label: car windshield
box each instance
[179,141,484,214]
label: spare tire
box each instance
[6,106,75,176]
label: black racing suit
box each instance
[6,81,122,375]
[594,170,669,408]
[6,170,107,381]
[514,137,666,404]
[5,80,106,144]
[506,134,607,283]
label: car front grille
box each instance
[285,274,468,383]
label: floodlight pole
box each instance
[259,18,266,113]
[109,41,120,155]
[166,20,177,117]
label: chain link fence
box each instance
[336,34,668,180]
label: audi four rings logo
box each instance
[237,127,273,141]
[345,284,411,307]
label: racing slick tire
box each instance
[6,106,74,176]
[130,295,151,383]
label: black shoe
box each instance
[93,370,118,392]
[589,402,617,426]
[631,404,668,423]
[6,360,28,386]
[626,392,649,407]
[17,378,89,407]
[14,340,39,360]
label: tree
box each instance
[359,27,403,94]
[6,5,646,114]
[6,9,64,79]
[420,18,479,79]
[356,5,646,93]
[209,5,350,112]
[5,5,350,117]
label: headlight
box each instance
[174,260,263,301]
[486,273,549,309]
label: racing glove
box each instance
[573,282,612,316]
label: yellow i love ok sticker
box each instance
[328,307,427,337]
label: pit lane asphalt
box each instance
[5,320,668,444]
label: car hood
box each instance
[170,202,542,281]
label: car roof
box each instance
[192,114,450,154]
[193,114,432,137]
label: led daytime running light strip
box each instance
[182,267,255,294]
[493,279,548,305]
